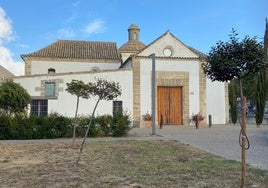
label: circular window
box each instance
[163,47,173,57]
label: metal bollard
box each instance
[160,114,163,129]
[209,114,212,127]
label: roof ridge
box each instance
[21,40,121,61]
[138,30,207,58]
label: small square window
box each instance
[48,68,56,74]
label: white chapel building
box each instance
[13,24,229,127]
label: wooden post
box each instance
[241,97,247,188]
[208,114,212,127]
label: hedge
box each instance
[0,112,132,140]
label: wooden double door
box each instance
[157,86,182,125]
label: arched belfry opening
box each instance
[118,24,146,62]
[128,24,140,41]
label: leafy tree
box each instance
[202,29,265,118]
[239,73,257,105]
[66,80,92,143]
[202,28,266,188]
[203,29,265,85]
[76,78,122,164]
[0,81,31,115]
[255,19,268,126]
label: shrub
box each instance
[94,114,113,135]
[34,115,54,139]
[11,114,33,139]
[110,111,131,137]
[48,113,72,138]
[73,116,89,137]
[72,116,104,137]
[0,112,132,140]
[0,115,11,139]
[88,123,104,137]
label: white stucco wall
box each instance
[138,32,198,58]
[14,70,133,117]
[139,58,200,120]
[30,61,120,74]
[120,53,133,62]
[121,59,132,69]
[206,79,226,124]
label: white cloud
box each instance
[0,6,24,76]
[57,28,76,38]
[0,7,13,43]
[84,19,106,35]
[0,46,24,76]
[16,43,29,49]
[72,1,80,7]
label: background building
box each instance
[13,24,229,126]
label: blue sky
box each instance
[0,0,267,75]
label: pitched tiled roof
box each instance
[21,40,120,61]
[118,40,146,53]
[0,65,14,79]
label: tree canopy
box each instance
[92,78,122,101]
[0,81,31,115]
[66,80,92,99]
[202,29,265,82]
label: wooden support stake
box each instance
[241,97,247,188]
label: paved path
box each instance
[1,124,267,170]
[130,124,268,170]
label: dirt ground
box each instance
[0,140,267,188]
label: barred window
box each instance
[31,100,48,116]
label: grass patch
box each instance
[0,140,267,187]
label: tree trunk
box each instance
[239,80,247,188]
[73,96,80,144]
[75,98,100,164]
[241,97,247,188]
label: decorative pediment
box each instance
[138,31,206,59]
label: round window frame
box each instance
[163,46,174,57]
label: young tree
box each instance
[76,78,122,164]
[66,80,92,144]
[202,29,265,188]
[0,81,31,115]
[255,19,268,126]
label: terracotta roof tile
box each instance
[21,40,120,61]
[118,40,146,53]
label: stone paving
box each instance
[130,124,268,170]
